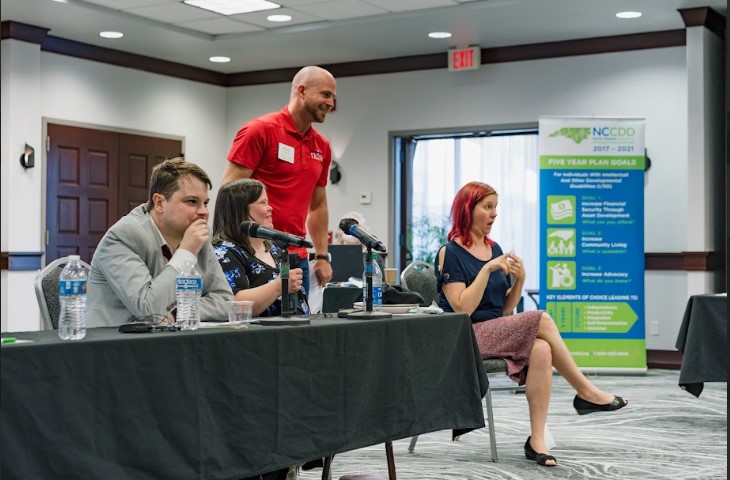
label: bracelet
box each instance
[314,253,331,262]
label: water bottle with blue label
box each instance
[58,255,87,340]
[175,260,202,330]
[362,252,383,312]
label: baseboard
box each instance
[646,349,682,370]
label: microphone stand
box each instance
[347,246,391,320]
[279,250,295,317]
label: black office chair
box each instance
[34,256,91,330]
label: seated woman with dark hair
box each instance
[212,178,309,317]
[438,181,628,467]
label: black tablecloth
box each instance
[675,294,727,397]
[1,313,486,480]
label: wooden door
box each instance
[46,125,119,263]
[46,124,182,264]
[118,134,183,217]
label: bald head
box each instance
[290,66,336,98]
[288,65,337,130]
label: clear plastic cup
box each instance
[226,300,254,328]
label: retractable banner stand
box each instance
[538,117,647,372]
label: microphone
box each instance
[339,218,386,252]
[240,221,313,248]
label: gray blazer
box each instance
[87,204,233,327]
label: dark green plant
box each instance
[408,215,448,264]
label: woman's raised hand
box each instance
[484,254,511,275]
[506,252,526,281]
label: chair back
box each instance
[400,261,437,306]
[34,256,91,330]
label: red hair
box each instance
[447,181,497,248]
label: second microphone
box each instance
[339,218,386,252]
[240,221,313,248]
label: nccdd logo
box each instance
[592,127,635,138]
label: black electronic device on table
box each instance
[328,244,365,282]
[118,322,153,333]
[322,285,362,314]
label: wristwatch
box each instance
[314,253,331,262]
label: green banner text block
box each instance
[564,339,646,368]
[547,301,638,333]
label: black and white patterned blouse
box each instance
[213,240,309,317]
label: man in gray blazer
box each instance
[88,157,233,327]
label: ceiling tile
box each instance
[84,0,177,8]
[176,17,264,34]
[126,2,219,23]
[363,0,458,13]
[276,0,333,6]
[295,0,388,21]
[229,7,326,28]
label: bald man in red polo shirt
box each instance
[221,66,335,294]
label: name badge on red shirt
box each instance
[278,143,295,164]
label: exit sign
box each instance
[448,46,481,71]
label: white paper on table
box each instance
[307,260,323,314]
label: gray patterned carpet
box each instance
[299,369,727,480]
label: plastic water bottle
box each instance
[58,255,87,340]
[175,260,202,330]
[362,252,383,312]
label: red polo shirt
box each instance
[227,107,332,243]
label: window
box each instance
[393,127,539,299]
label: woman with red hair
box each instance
[437,181,628,467]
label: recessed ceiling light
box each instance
[184,0,280,16]
[209,56,231,63]
[99,31,123,39]
[267,14,292,22]
[616,11,642,19]
[51,0,68,3]
[428,32,452,39]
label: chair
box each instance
[34,256,91,330]
[322,441,396,480]
[407,357,524,462]
[402,262,526,462]
[399,261,437,306]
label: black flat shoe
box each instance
[573,395,628,415]
[524,436,557,467]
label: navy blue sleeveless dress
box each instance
[437,240,542,385]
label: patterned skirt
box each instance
[472,310,543,385]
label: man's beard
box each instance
[305,100,327,123]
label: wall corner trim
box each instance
[678,7,726,39]
[1,20,50,44]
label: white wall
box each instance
[1,37,722,351]
[1,40,45,333]
[225,47,713,351]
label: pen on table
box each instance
[2,337,17,344]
